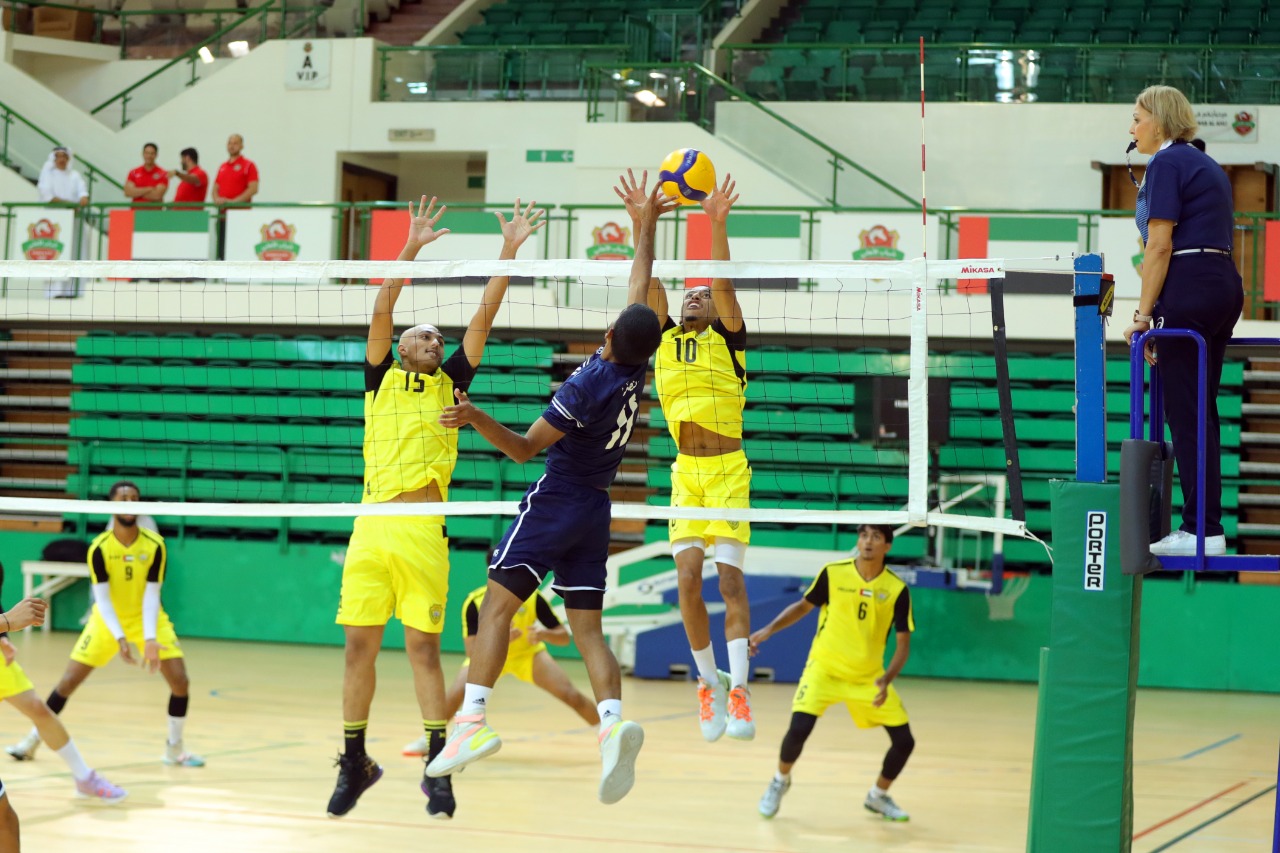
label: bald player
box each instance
[327,196,543,822]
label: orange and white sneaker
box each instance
[726,685,755,741]
[697,670,730,742]
[597,719,644,804]
[425,714,501,777]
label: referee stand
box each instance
[1027,254,1280,852]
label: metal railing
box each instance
[0,99,124,198]
[377,44,631,102]
[720,42,1280,104]
[585,61,919,208]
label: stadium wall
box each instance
[2,531,1276,692]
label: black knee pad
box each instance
[779,712,818,764]
[881,723,915,780]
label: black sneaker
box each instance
[421,772,456,820]
[326,753,383,818]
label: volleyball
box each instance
[658,148,716,205]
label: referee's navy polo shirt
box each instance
[1140,140,1235,251]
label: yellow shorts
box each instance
[792,664,909,729]
[465,645,544,685]
[71,609,185,669]
[0,661,34,701]
[337,515,449,634]
[668,450,751,545]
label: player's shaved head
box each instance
[399,323,443,350]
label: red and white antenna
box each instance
[919,36,927,259]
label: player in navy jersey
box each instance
[426,187,674,805]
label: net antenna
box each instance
[919,35,927,260]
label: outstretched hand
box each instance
[699,173,739,223]
[747,626,770,657]
[496,198,546,250]
[439,388,481,429]
[405,195,450,248]
[614,168,650,223]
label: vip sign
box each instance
[1084,511,1107,591]
[286,40,330,90]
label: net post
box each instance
[1074,253,1107,483]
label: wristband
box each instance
[1133,311,1153,323]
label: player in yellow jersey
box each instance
[750,525,916,822]
[329,195,544,822]
[8,481,203,770]
[0,559,126,804]
[403,582,597,754]
[616,168,755,742]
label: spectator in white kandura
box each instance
[37,148,89,207]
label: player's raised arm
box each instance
[440,389,565,464]
[461,199,545,368]
[627,186,677,309]
[615,169,669,320]
[702,174,743,333]
[367,195,449,365]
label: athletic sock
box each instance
[167,694,188,745]
[343,721,368,756]
[870,784,887,798]
[56,741,91,782]
[775,770,790,783]
[45,690,68,715]
[691,644,718,685]
[727,638,750,689]
[423,720,447,764]
[597,699,622,735]
[460,683,492,717]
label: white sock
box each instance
[691,644,718,685]
[168,716,185,746]
[775,770,790,782]
[56,741,91,782]
[727,638,750,689]
[870,784,887,798]
[461,683,492,717]
[597,699,622,732]
[25,727,38,743]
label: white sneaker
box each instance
[696,671,730,742]
[163,740,205,767]
[758,775,790,818]
[597,719,644,805]
[1149,530,1226,556]
[726,685,755,741]
[402,735,429,757]
[425,714,501,777]
[6,731,40,761]
[865,790,909,821]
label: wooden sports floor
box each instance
[1,632,1274,853]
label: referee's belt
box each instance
[1171,247,1231,256]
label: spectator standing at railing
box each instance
[1123,85,1243,557]
[169,147,208,207]
[213,134,259,257]
[123,143,169,206]
[36,147,88,207]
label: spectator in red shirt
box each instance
[169,148,208,207]
[123,143,169,206]
[213,134,259,206]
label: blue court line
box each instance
[1178,733,1242,761]
[1146,784,1277,852]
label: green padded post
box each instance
[1027,480,1141,852]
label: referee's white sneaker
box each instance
[597,719,644,804]
[1149,530,1226,556]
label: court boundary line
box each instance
[1144,784,1278,852]
[1133,781,1248,841]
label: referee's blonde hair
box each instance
[1136,85,1199,142]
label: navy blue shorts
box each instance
[488,475,612,609]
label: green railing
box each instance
[0,99,123,197]
[376,44,632,102]
[585,61,918,208]
[720,42,1280,104]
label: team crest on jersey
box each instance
[877,591,889,601]
[727,521,739,530]
[430,604,443,625]
[587,222,635,261]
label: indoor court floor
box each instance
[0,633,1274,852]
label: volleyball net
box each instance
[0,256,1047,583]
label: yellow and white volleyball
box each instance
[658,148,716,205]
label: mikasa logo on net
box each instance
[959,264,999,275]
[1084,511,1106,591]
